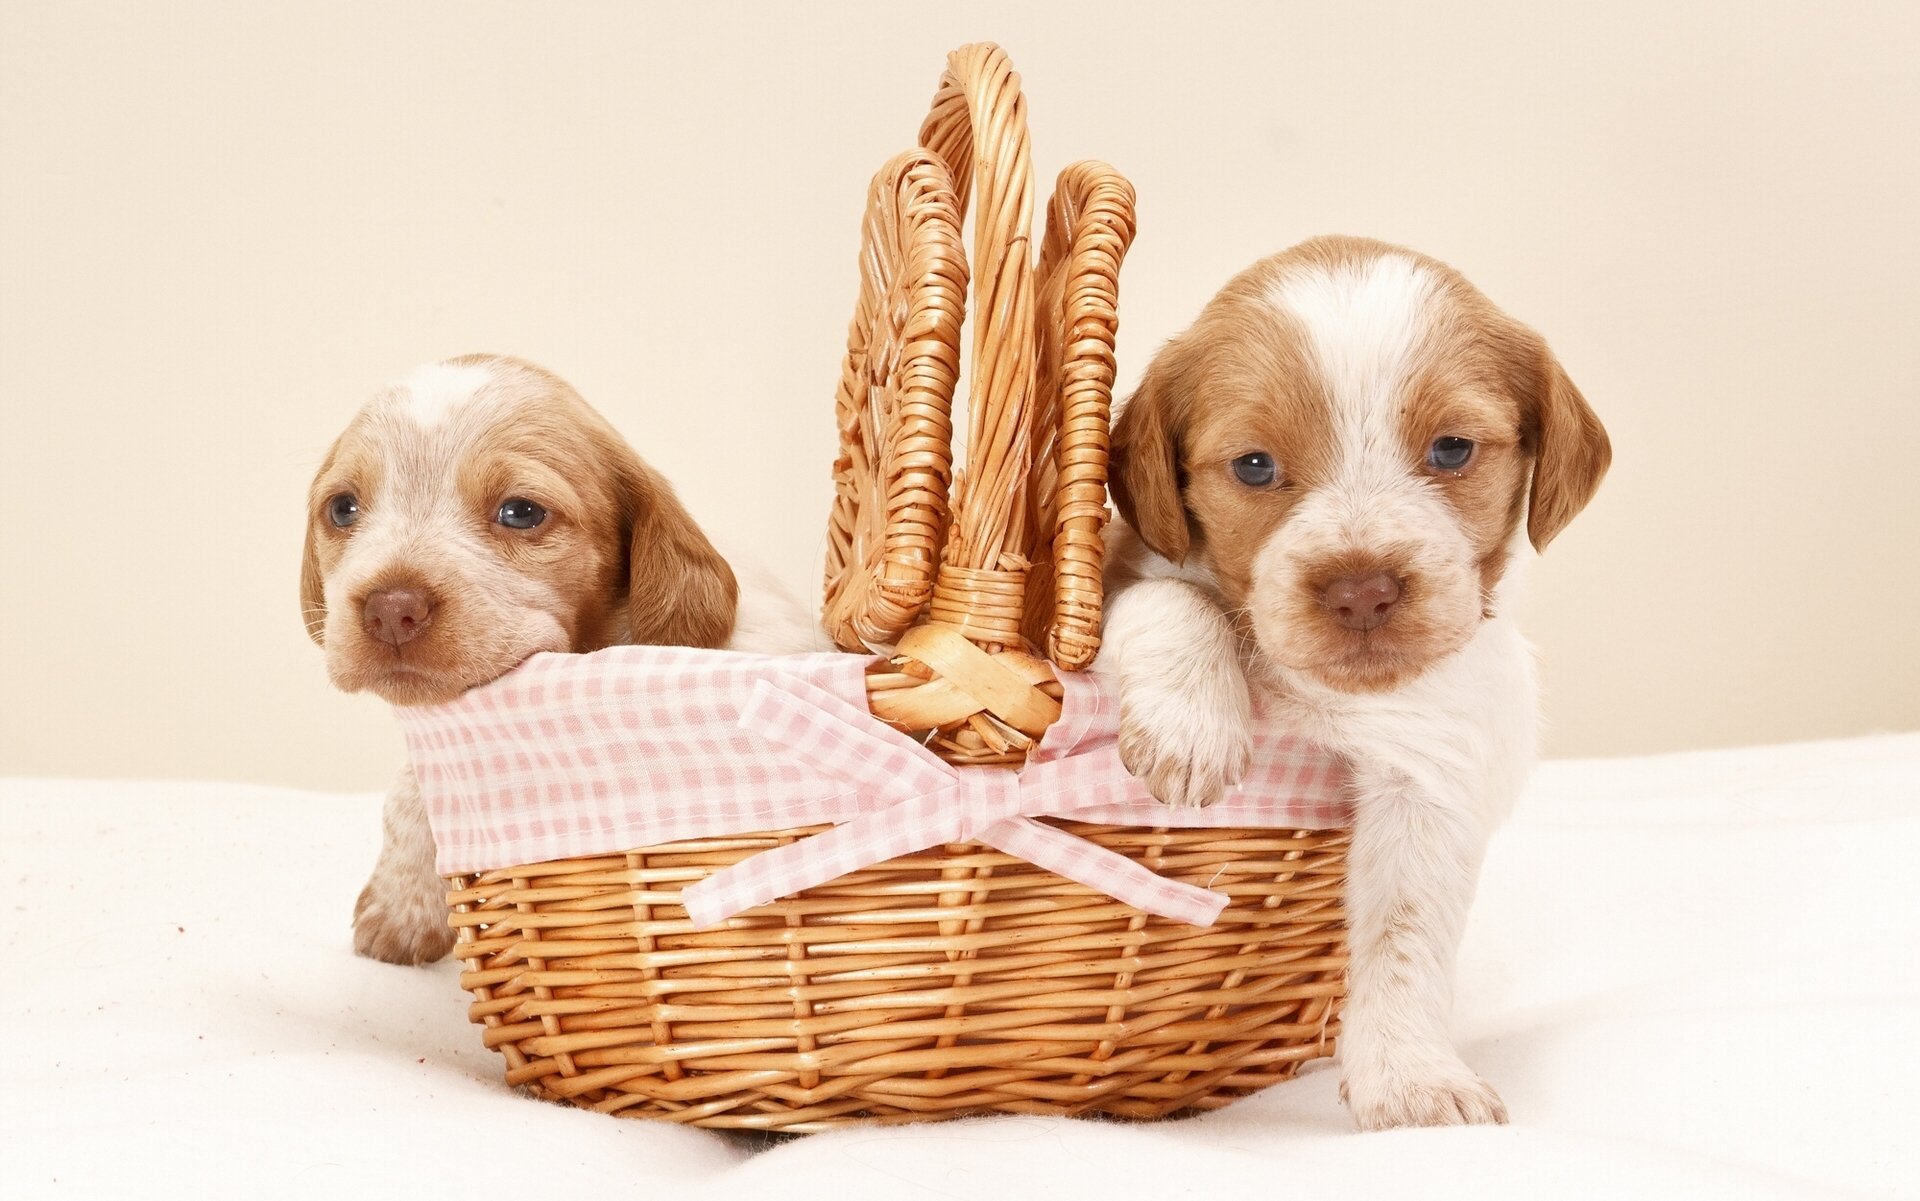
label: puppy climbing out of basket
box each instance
[1101,235,1610,1130]
[301,353,823,964]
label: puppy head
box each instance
[1112,236,1609,693]
[301,354,737,704]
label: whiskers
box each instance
[1220,604,1262,656]
[301,605,329,639]
[474,633,568,678]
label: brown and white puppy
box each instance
[1099,236,1609,1129]
[303,354,823,964]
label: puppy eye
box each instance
[1230,452,1278,487]
[1428,437,1476,472]
[326,493,361,528]
[496,497,548,530]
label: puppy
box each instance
[302,353,823,964]
[1100,236,1609,1129]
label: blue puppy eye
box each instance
[496,498,548,530]
[1231,452,1278,487]
[326,493,360,528]
[1428,437,1475,472]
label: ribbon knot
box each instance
[936,770,1019,843]
[676,676,1232,930]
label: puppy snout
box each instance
[1324,572,1402,631]
[363,588,434,647]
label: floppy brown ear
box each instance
[1110,347,1194,563]
[299,523,326,646]
[623,459,739,648]
[299,440,339,646]
[1523,348,1612,551]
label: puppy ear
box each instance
[299,440,340,646]
[1522,346,1612,551]
[300,522,326,645]
[1110,346,1194,563]
[623,458,739,649]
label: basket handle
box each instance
[1025,162,1137,670]
[821,150,968,651]
[825,44,1136,765]
[916,43,1040,651]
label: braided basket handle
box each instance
[916,44,1040,649]
[821,151,967,651]
[1026,162,1137,669]
[825,43,1135,765]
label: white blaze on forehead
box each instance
[332,356,519,599]
[1244,253,1485,673]
[1266,254,1440,488]
[396,359,496,428]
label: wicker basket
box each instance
[442,42,1350,1132]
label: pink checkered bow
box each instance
[395,646,1352,930]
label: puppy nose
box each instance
[363,589,432,647]
[1324,572,1402,631]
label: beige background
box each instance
[3,1,1916,791]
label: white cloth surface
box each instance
[6,734,1918,1201]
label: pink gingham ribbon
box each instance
[680,675,1231,927]
[396,645,1351,931]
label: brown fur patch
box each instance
[619,454,739,650]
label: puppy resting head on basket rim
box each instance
[300,354,822,963]
[1101,234,1610,1128]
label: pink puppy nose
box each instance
[363,588,433,647]
[1324,572,1402,631]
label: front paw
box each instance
[353,877,456,966]
[1341,1058,1509,1130]
[1117,684,1253,810]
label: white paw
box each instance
[1341,1057,1509,1130]
[353,872,456,966]
[1117,676,1253,810]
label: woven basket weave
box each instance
[444,42,1350,1132]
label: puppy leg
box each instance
[352,766,456,966]
[1102,578,1253,810]
[1339,767,1507,1129]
